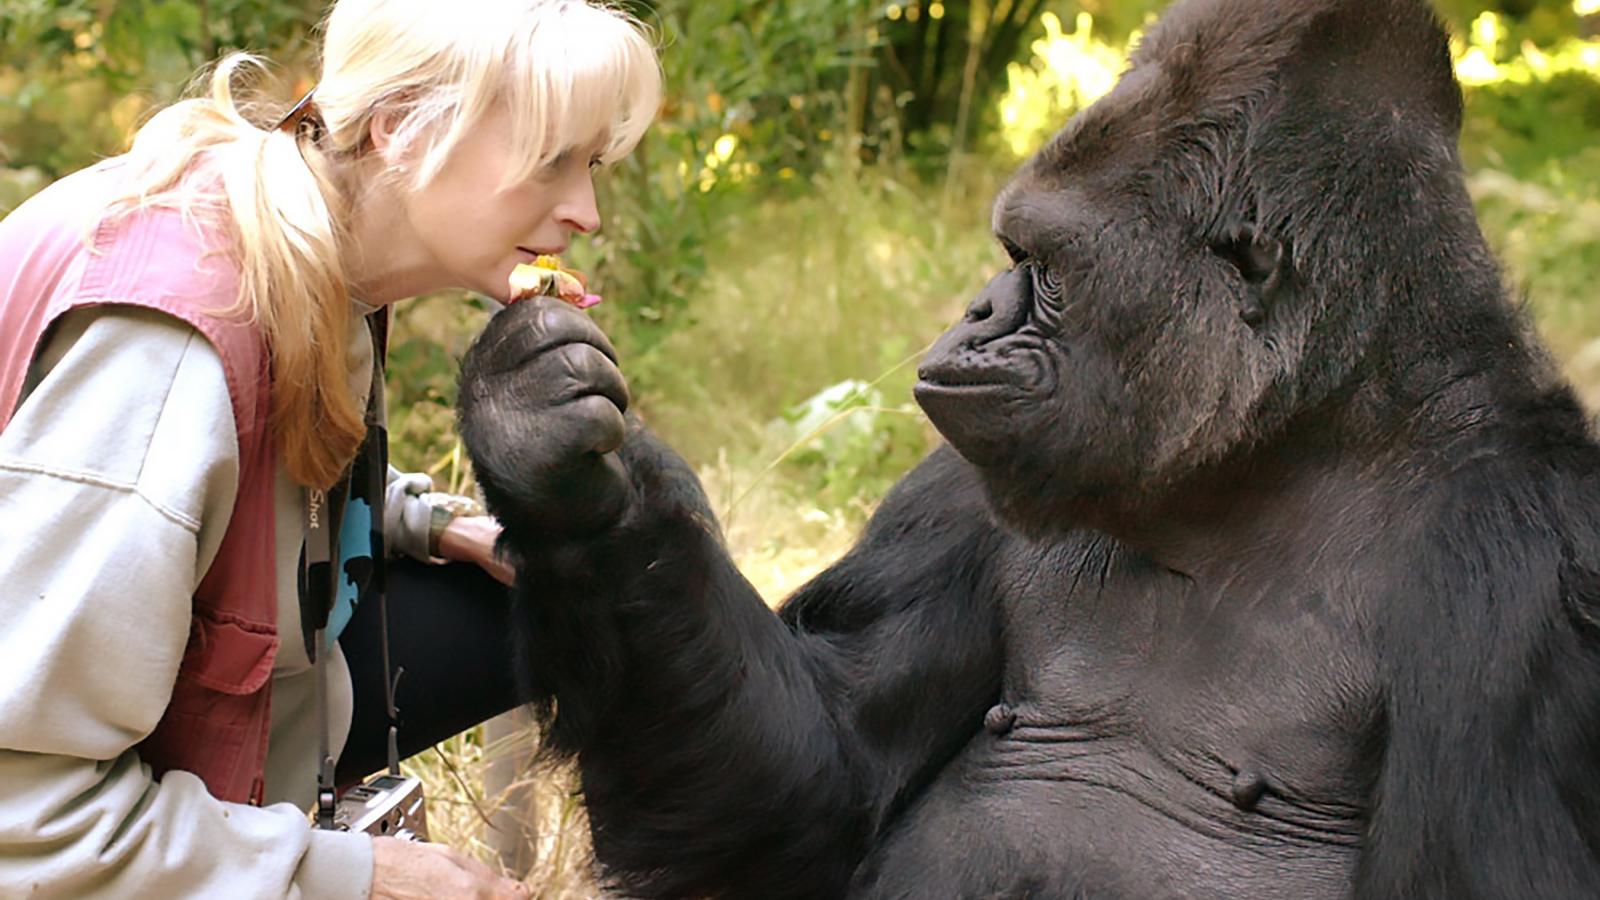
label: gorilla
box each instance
[457,0,1600,896]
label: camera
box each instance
[334,773,430,841]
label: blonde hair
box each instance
[106,0,661,489]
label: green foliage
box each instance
[573,0,875,353]
[1435,0,1588,40]
[0,0,322,70]
[1464,71,1600,174]
[995,10,1128,158]
[1448,10,1600,357]
[0,0,321,182]
[1470,166,1600,356]
[768,379,933,513]
[0,166,48,216]
[383,292,494,489]
[607,161,1004,472]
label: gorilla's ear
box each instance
[1213,224,1288,328]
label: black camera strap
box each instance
[304,476,341,829]
[304,311,398,830]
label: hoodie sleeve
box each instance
[0,306,373,900]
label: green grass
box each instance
[611,163,1007,465]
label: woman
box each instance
[0,0,659,896]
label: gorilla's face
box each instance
[915,67,1295,526]
[915,0,1467,534]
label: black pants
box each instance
[335,557,522,785]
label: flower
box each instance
[508,256,602,309]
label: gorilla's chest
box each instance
[857,537,1379,899]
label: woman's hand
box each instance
[371,835,529,899]
[436,515,516,585]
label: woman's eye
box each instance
[588,155,604,172]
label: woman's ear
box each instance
[367,108,402,158]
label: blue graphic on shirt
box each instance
[326,497,374,645]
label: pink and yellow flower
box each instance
[507,255,601,309]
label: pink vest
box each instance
[0,162,279,805]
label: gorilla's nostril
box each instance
[967,298,994,322]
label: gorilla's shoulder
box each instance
[1373,426,1600,618]
[863,445,995,544]
[781,444,1006,631]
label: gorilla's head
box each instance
[916,0,1518,534]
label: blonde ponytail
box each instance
[108,54,363,490]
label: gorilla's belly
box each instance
[849,726,1359,899]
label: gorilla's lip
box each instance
[912,377,1027,470]
[915,361,1020,390]
[912,379,1021,399]
[914,354,1041,397]
[912,373,1029,417]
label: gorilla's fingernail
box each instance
[984,703,1017,735]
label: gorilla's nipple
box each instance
[1230,768,1269,812]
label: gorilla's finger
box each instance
[566,393,629,456]
[528,300,619,363]
[550,342,631,413]
[477,342,628,416]
[472,297,619,375]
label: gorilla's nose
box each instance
[918,269,1033,385]
[953,269,1030,349]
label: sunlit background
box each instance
[3,0,1597,893]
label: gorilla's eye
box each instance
[1030,261,1065,303]
[1000,237,1028,266]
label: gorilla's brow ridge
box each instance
[993,190,1051,249]
[994,190,1100,266]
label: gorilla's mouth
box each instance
[914,358,1042,467]
[913,365,1027,410]
[915,344,1049,396]
[914,366,1017,391]
[913,338,1058,467]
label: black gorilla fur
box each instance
[458,0,1600,896]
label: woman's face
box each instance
[396,103,603,302]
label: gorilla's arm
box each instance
[508,436,1006,899]
[1356,501,1600,898]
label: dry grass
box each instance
[404,731,598,897]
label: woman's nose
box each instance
[558,174,601,234]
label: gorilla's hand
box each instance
[458,297,632,538]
